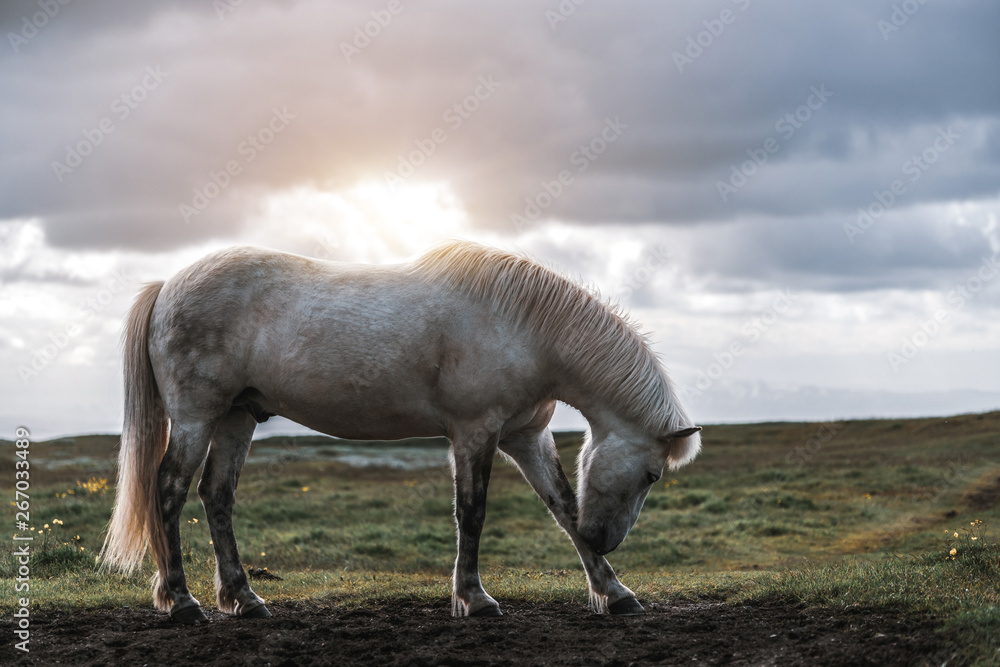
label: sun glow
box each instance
[251,180,475,264]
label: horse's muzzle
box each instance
[597,541,618,556]
[579,525,620,556]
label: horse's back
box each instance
[153,246,436,346]
[148,246,545,439]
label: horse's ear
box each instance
[659,426,701,441]
[658,426,702,468]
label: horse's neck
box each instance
[548,334,672,439]
[550,358,647,438]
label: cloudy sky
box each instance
[2,0,999,439]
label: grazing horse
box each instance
[100,241,701,623]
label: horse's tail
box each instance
[100,281,169,576]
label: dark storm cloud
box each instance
[1,0,998,264]
[686,213,999,292]
[0,0,214,35]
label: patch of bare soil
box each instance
[1,598,944,666]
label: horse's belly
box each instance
[278,400,444,441]
[253,368,447,441]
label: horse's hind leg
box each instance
[499,427,643,615]
[198,409,270,618]
[155,421,214,624]
[450,425,502,617]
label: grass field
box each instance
[3,411,999,664]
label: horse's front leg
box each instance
[450,426,501,617]
[500,428,644,615]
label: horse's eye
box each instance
[645,471,661,486]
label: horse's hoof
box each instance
[171,605,209,625]
[240,604,272,619]
[608,597,645,616]
[469,605,503,618]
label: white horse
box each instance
[100,241,701,623]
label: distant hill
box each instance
[2,411,996,478]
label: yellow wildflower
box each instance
[77,477,109,494]
[950,548,957,556]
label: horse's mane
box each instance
[412,241,690,436]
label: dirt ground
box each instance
[2,597,946,666]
